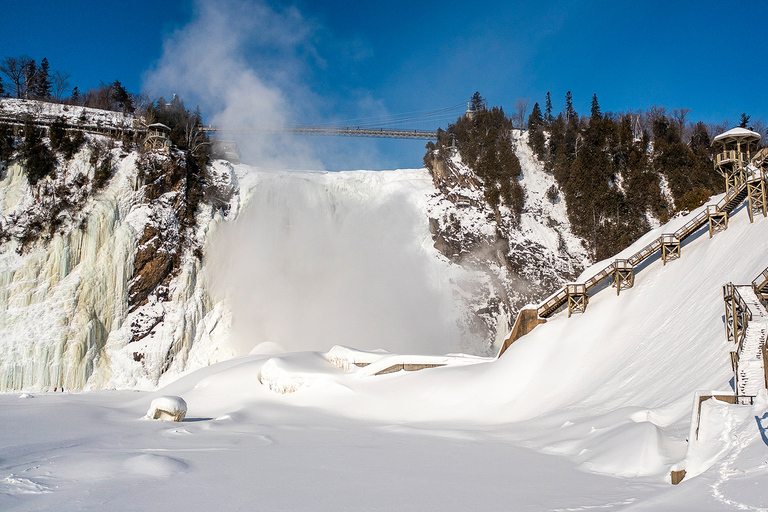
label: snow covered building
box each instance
[144,123,172,151]
[712,127,762,172]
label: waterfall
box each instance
[207,169,464,356]
[0,158,473,391]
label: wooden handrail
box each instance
[530,152,766,320]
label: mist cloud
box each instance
[143,0,328,169]
[207,172,463,355]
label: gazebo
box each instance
[712,127,761,175]
[712,127,765,222]
[144,123,172,152]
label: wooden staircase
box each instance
[752,265,768,301]
[499,161,767,357]
[726,285,768,404]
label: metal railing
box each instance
[203,125,438,140]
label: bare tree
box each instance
[514,98,530,130]
[184,117,208,153]
[750,119,768,146]
[51,70,71,102]
[672,108,691,141]
[0,56,32,98]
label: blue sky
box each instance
[2,0,766,169]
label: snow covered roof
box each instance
[712,127,761,144]
[147,123,171,131]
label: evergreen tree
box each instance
[35,57,51,99]
[528,103,543,132]
[70,86,80,104]
[739,113,751,128]
[470,91,487,113]
[111,80,134,113]
[0,75,4,97]
[0,123,13,165]
[528,102,546,159]
[590,93,601,119]
[564,91,577,125]
[545,92,553,125]
[20,116,55,185]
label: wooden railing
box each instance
[527,154,766,321]
[752,265,768,296]
[715,150,747,167]
[723,283,752,351]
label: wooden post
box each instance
[613,259,634,295]
[566,284,588,317]
[661,235,680,265]
[747,179,767,223]
[671,469,686,485]
[707,205,728,238]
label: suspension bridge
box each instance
[201,102,469,140]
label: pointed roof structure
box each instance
[712,127,761,145]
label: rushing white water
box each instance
[0,156,474,391]
[207,168,466,356]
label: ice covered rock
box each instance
[146,396,187,422]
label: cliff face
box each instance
[0,100,239,391]
[425,132,590,346]
[0,100,594,389]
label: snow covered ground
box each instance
[2,189,768,510]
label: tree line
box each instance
[525,92,766,259]
[0,54,137,114]
[426,91,765,261]
[425,92,525,223]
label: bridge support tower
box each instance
[566,284,588,317]
[661,234,681,265]
[613,260,634,295]
[707,205,728,237]
[747,178,767,222]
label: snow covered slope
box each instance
[124,196,766,472]
[2,194,767,511]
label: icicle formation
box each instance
[0,164,136,391]
[0,153,230,391]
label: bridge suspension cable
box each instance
[203,102,467,140]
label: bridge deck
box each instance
[203,126,438,140]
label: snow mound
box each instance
[146,396,188,422]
